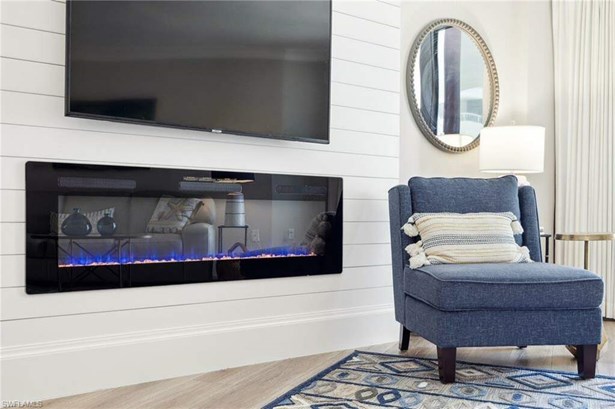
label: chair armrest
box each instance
[519,186,542,262]
[388,184,413,323]
[182,223,216,258]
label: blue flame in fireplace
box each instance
[59,246,315,268]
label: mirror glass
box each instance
[408,20,498,152]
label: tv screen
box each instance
[66,1,331,143]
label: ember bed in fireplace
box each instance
[26,162,342,294]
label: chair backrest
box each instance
[408,176,542,261]
[388,177,542,324]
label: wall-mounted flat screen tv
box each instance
[66,1,331,144]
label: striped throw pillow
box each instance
[401,212,531,269]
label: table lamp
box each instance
[479,126,545,186]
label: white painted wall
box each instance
[0,0,401,401]
[399,1,555,236]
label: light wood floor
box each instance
[45,321,615,409]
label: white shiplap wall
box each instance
[0,0,400,401]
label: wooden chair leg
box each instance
[399,325,410,351]
[437,347,456,384]
[577,344,597,379]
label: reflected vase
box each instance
[97,211,117,236]
[61,208,92,237]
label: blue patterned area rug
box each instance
[263,350,615,409]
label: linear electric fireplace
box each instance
[25,162,343,294]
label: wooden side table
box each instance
[555,232,615,359]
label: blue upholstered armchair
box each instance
[388,176,604,383]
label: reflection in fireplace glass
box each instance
[26,162,343,293]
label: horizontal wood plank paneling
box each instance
[332,35,399,70]
[332,58,400,92]
[1,306,396,402]
[0,24,64,65]
[331,105,399,135]
[344,221,390,244]
[0,255,24,288]
[0,274,392,322]
[332,0,400,28]
[0,118,397,179]
[0,126,398,163]
[0,111,398,162]
[378,0,401,7]
[344,199,389,222]
[1,222,24,255]
[1,157,26,190]
[0,0,400,400]
[344,243,391,267]
[331,82,400,114]
[0,0,65,33]
[330,129,399,157]
[1,57,64,96]
[2,278,393,341]
[0,189,24,222]
[332,11,400,49]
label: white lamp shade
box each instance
[479,126,545,173]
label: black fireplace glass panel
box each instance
[25,162,343,294]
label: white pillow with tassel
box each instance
[401,212,531,269]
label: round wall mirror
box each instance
[407,19,499,153]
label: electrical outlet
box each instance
[287,228,295,240]
[251,229,260,242]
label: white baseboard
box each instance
[1,305,397,402]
